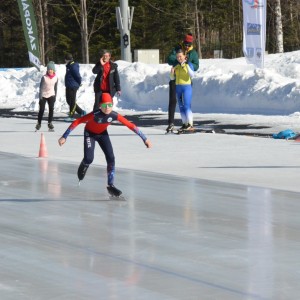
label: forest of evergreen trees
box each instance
[0,0,299,68]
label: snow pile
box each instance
[0,50,300,115]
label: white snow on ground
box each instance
[1,50,300,115]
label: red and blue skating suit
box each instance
[62,110,147,185]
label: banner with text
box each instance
[17,0,41,70]
[242,0,267,69]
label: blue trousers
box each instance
[176,84,193,125]
[83,130,115,185]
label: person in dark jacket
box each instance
[166,33,199,133]
[64,53,85,121]
[92,50,121,111]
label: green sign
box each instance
[17,0,41,69]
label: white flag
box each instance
[242,0,267,68]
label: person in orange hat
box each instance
[58,93,152,197]
[166,33,199,133]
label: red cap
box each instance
[101,93,113,104]
[184,34,193,43]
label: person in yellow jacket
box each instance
[170,49,195,132]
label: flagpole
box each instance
[116,0,134,62]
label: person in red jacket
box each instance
[92,50,121,111]
[58,93,152,197]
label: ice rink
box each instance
[1,117,300,299]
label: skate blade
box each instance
[108,195,126,201]
[176,130,196,135]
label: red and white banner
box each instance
[242,0,267,68]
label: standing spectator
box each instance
[166,33,199,133]
[170,49,195,133]
[64,53,85,121]
[35,61,58,131]
[92,50,121,111]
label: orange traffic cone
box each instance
[38,133,48,158]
